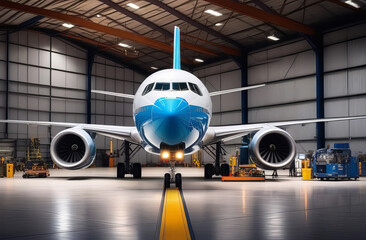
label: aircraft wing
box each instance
[203,115,366,145]
[0,120,140,144]
[209,84,265,97]
[92,90,134,99]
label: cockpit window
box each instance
[154,82,170,91]
[172,82,188,91]
[142,83,154,95]
[188,82,202,96]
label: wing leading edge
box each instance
[203,115,366,145]
[0,120,141,144]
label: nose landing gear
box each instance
[164,160,182,190]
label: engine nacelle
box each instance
[249,126,296,170]
[50,128,96,170]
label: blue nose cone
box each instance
[151,98,191,145]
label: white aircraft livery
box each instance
[1,26,366,184]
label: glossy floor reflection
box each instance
[1,168,366,239]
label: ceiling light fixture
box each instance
[151,66,158,70]
[194,58,204,63]
[215,23,223,26]
[96,14,102,18]
[118,43,132,48]
[345,0,360,8]
[62,23,74,28]
[204,9,222,17]
[127,3,140,9]
[267,34,280,41]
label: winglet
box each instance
[173,26,181,69]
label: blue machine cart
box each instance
[312,145,359,180]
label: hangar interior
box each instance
[0,0,366,239]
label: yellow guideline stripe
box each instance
[159,189,191,240]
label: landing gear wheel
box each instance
[221,163,230,176]
[164,173,171,189]
[132,163,142,179]
[175,173,182,190]
[204,164,214,179]
[117,163,125,178]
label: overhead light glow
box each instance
[151,66,158,70]
[161,151,170,159]
[194,58,204,63]
[127,3,140,9]
[267,34,279,41]
[118,43,132,48]
[215,23,223,26]
[204,9,222,17]
[345,0,360,8]
[62,23,74,28]
[96,14,102,18]
[176,151,184,160]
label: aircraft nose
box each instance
[151,98,191,145]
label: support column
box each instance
[86,51,95,124]
[5,31,9,138]
[315,44,325,149]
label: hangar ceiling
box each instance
[0,0,365,73]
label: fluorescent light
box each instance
[204,9,222,17]
[151,66,158,70]
[118,43,132,48]
[96,14,102,18]
[62,23,74,28]
[267,34,279,41]
[127,3,140,9]
[345,0,360,8]
[215,23,223,26]
[194,58,204,63]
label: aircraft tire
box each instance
[117,163,125,178]
[204,164,214,179]
[221,163,230,176]
[175,173,182,190]
[133,163,142,178]
[164,173,171,188]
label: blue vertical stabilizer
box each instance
[173,26,181,69]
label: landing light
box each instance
[176,151,184,160]
[161,151,170,159]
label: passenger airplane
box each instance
[1,27,365,188]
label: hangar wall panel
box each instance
[0,31,151,164]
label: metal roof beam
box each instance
[0,0,218,57]
[147,0,243,49]
[12,15,44,32]
[205,0,316,35]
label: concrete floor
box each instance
[1,167,366,240]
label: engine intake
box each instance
[249,127,296,170]
[50,128,96,170]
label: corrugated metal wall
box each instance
[194,22,366,160]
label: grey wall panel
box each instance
[105,101,116,115]
[285,51,315,78]
[125,69,134,81]
[27,31,39,49]
[116,67,124,80]
[249,76,315,108]
[39,50,50,68]
[28,66,39,84]
[324,22,366,46]
[65,113,85,123]
[324,43,347,72]
[66,100,85,113]
[18,32,27,46]
[0,42,6,60]
[51,70,65,87]
[324,71,347,98]
[249,102,316,123]
[51,98,66,112]
[18,65,27,83]
[285,124,316,140]
[220,70,241,112]
[18,46,28,64]
[220,112,241,125]
[66,56,86,74]
[66,44,86,59]
[106,65,115,79]
[248,64,267,84]
[51,52,66,70]
[95,100,104,115]
[52,38,66,54]
[9,63,18,81]
[0,61,5,79]
[295,142,317,154]
[39,97,50,112]
[28,48,39,66]
[348,68,366,95]
[27,96,39,110]
[9,44,18,62]
[39,34,50,50]
[66,72,86,89]
[348,38,366,68]
[267,40,311,60]
[95,63,105,77]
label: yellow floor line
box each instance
[159,189,191,240]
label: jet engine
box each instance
[249,126,296,170]
[50,128,96,170]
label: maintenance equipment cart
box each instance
[312,144,359,180]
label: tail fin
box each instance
[173,26,181,69]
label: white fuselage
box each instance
[133,69,212,154]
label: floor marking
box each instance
[158,188,194,240]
